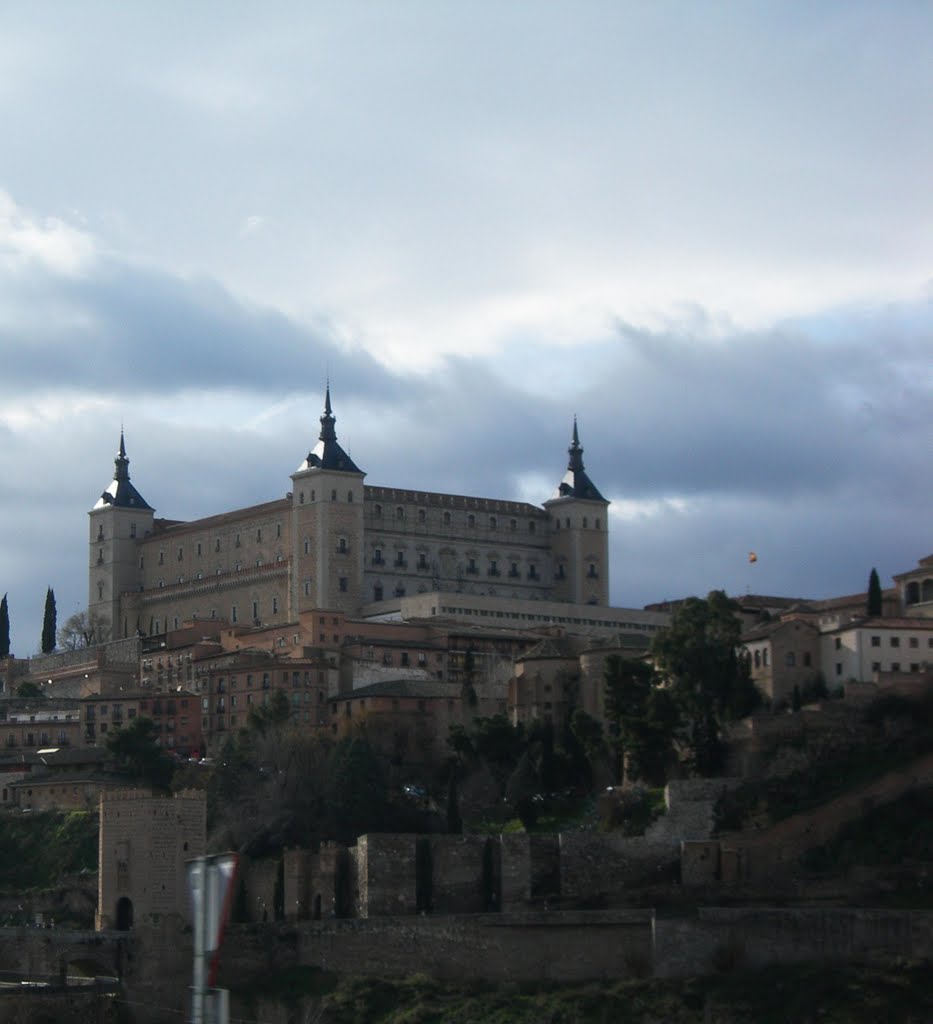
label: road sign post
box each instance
[187,853,239,1024]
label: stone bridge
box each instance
[0,926,127,982]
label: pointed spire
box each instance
[93,430,153,510]
[296,386,363,475]
[567,416,584,473]
[319,381,337,444]
[114,430,129,482]
[553,418,605,502]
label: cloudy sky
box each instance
[1,2,930,654]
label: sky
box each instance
[0,1,930,655]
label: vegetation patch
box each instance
[0,810,98,892]
[236,961,933,1023]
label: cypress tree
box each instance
[867,568,883,618]
[41,587,57,654]
[0,594,9,659]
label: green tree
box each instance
[326,736,388,841]
[470,714,525,794]
[16,681,44,700]
[247,688,291,735]
[107,717,174,790]
[41,587,56,654]
[505,749,539,827]
[867,568,883,617]
[604,656,678,785]
[0,593,9,659]
[652,590,761,776]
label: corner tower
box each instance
[88,432,154,640]
[290,387,366,615]
[543,419,610,605]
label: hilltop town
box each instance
[0,394,932,1022]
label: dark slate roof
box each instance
[553,419,606,502]
[94,432,153,511]
[333,678,460,700]
[296,386,363,475]
[516,637,579,662]
[584,631,652,653]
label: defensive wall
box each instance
[275,778,741,923]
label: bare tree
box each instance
[57,610,112,650]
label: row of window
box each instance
[153,526,284,564]
[297,489,356,504]
[554,516,602,530]
[837,662,927,675]
[373,506,539,533]
[866,635,930,648]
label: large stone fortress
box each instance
[89,389,611,640]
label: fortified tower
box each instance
[88,433,154,640]
[543,420,610,605]
[290,387,366,615]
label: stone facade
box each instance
[96,788,206,931]
[88,391,611,644]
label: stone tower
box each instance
[88,432,154,641]
[290,387,366,615]
[543,420,610,605]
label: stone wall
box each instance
[356,834,418,918]
[96,789,206,930]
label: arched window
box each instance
[347,491,354,502]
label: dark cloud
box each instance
[0,260,929,653]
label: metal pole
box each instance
[191,860,206,1024]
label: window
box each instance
[835,663,842,676]
[467,558,477,575]
[347,491,354,502]
[331,489,337,501]
[528,521,536,534]
[443,511,451,525]
[256,528,262,541]
[891,662,901,672]
[215,538,221,552]
[891,637,900,648]
[339,577,348,592]
[510,518,517,531]
[196,542,202,556]
[374,583,383,601]
[834,637,841,650]
[803,652,811,667]
[231,605,238,623]
[468,514,475,527]
[909,637,919,649]
[488,560,499,577]
[587,563,598,579]
[252,601,258,620]
[235,534,241,547]
[754,650,761,668]
[375,505,382,518]
[304,540,310,555]
[871,636,881,647]
[418,508,426,523]
[395,551,406,567]
[872,661,881,672]
[272,597,278,614]
[338,537,347,553]
[528,565,538,580]
[489,516,497,529]
[583,517,588,528]
[158,550,164,565]
[130,522,136,538]
[396,506,404,519]
[785,652,796,667]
